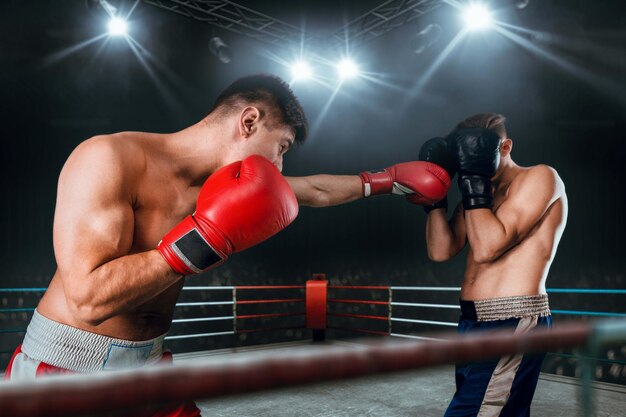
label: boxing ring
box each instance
[1,278,625,416]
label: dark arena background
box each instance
[0,1,625,415]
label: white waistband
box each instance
[473,294,551,321]
[21,310,165,373]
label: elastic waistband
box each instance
[21,310,165,372]
[460,294,551,321]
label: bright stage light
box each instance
[463,4,493,31]
[107,17,128,36]
[337,59,359,79]
[291,60,312,80]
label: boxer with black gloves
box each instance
[422,113,568,417]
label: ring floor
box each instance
[175,340,626,417]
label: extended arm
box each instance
[286,161,449,208]
[285,175,362,207]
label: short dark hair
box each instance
[455,113,507,139]
[212,74,308,145]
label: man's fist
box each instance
[446,127,501,210]
[158,155,299,275]
[359,161,450,205]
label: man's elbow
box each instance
[427,248,452,262]
[472,247,500,264]
[304,188,333,207]
[66,294,108,327]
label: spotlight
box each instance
[463,4,493,31]
[411,23,442,54]
[337,59,359,80]
[209,37,232,64]
[291,60,312,80]
[107,17,128,36]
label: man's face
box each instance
[244,120,295,172]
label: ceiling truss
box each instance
[142,0,446,50]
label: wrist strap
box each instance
[458,175,493,210]
[424,196,448,213]
[359,169,393,197]
[158,215,225,274]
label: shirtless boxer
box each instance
[4,74,449,416]
[420,113,568,417]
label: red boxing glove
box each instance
[158,155,299,275]
[359,161,450,205]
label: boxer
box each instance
[5,74,449,416]
[420,113,568,416]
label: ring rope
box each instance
[0,321,603,417]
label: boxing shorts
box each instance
[4,309,201,417]
[444,294,552,417]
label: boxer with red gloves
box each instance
[7,73,452,417]
[421,113,568,417]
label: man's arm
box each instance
[285,161,450,207]
[54,138,181,326]
[285,175,362,207]
[464,165,562,263]
[425,203,467,261]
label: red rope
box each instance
[236,285,305,290]
[236,312,305,320]
[328,298,389,305]
[328,285,389,290]
[236,298,305,305]
[328,312,389,321]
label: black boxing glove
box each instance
[446,128,501,210]
[419,137,456,213]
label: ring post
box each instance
[307,274,328,342]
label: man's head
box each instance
[210,74,308,171]
[454,112,512,161]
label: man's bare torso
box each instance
[461,166,568,300]
[38,132,201,340]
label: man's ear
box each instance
[500,138,513,157]
[239,106,261,138]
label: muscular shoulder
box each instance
[68,134,144,171]
[527,164,563,193]
[529,164,559,178]
[63,134,145,177]
[60,134,147,199]
[510,164,565,202]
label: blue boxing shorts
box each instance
[444,294,552,417]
